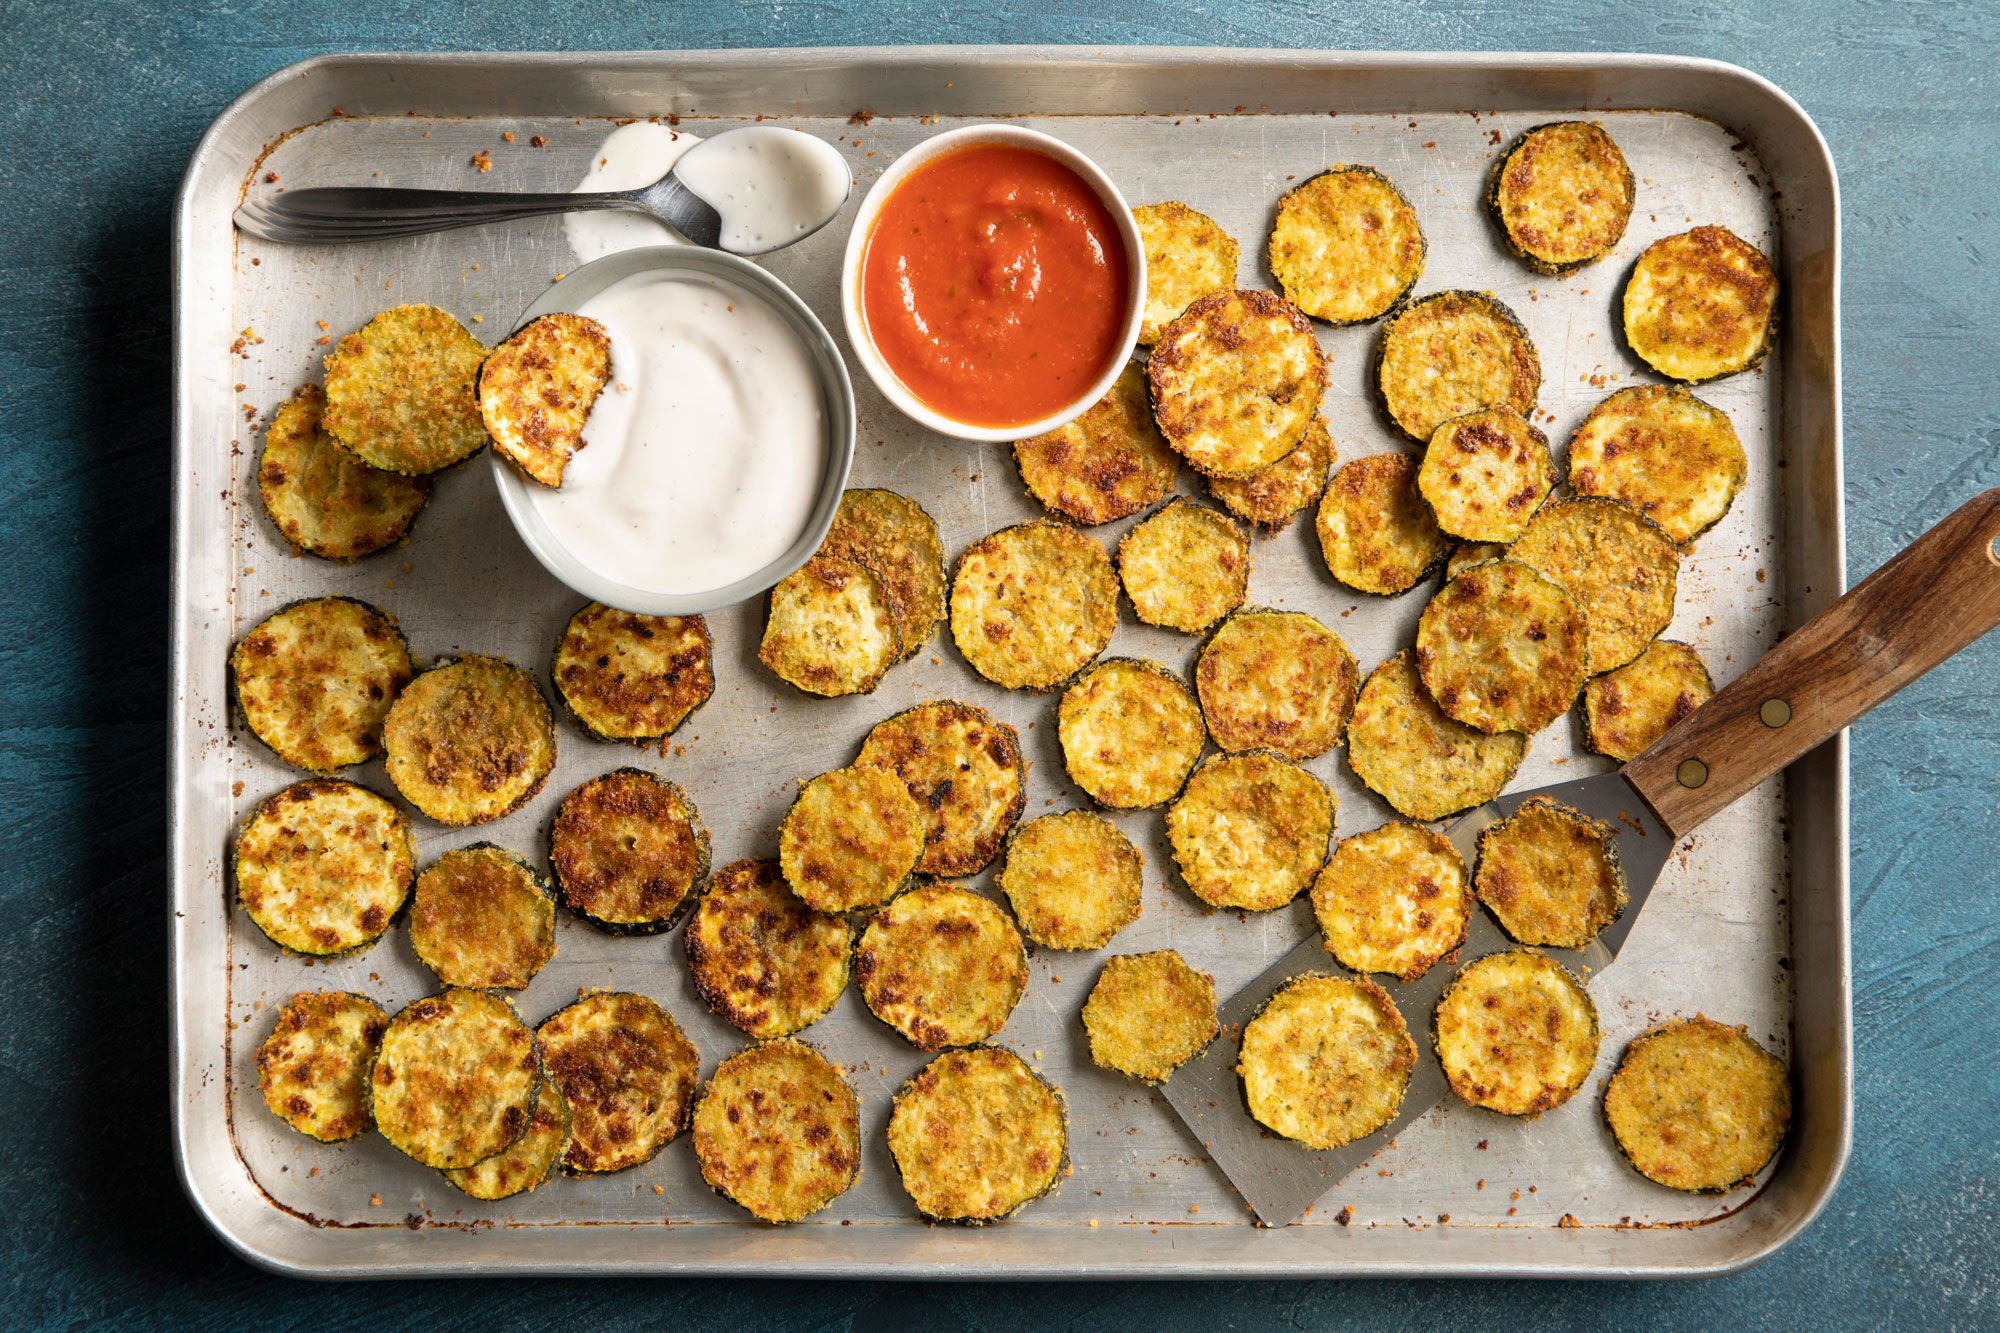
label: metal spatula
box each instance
[1164,486,2000,1227]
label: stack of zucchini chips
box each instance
[236,118,1791,1232]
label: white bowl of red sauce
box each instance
[841,125,1146,442]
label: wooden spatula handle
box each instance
[1625,487,2000,837]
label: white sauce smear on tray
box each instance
[564,122,703,261]
[673,126,851,253]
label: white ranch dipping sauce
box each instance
[564,121,702,261]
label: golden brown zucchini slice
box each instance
[1311,822,1469,981]
[856,882,1028,1050]
[759,553,902,698]
[1132,201,1240,344]
[549,768,709,933]
[231,595,413,775]
[1207,412,1335,532]
[258,384,430,561]
[478,312,611,486]
[1417,409,1555,543]
[692,1038,861,1223]
[1013,362,1179,526]
[409,844,557,990]
[684,859,851,1038]
[1165,751,1334,911]
[1488,121,1635,273]
[551,602,713,743]
[1056,659,1205,810]
[779,766,926,913]
[536,991,700,1174]
[322,303,488,474]
[234,779,414,957]
[819,488,947,662]
[856,700,1026,876]
[1622,225,1778,383]
[1377,290,1541,442]
[1567,385,1748,544]
[370,988,540,1170]
[1474,796,1627,948]
[1510,497,1680,675]
[441,1075,569,1201]
[1315,452,1450,595]
[1583,638,1715,762]
[1445,541,1511,579]
[886,1046,1066,1224]
[1603,1016,1791,1192]
[995,811,1143,950]
[1080,950,1219,1084]
[1268,165,1426,325]
[1237,973,1415,1150]
[1434,950,1599,1115]
[1195,608,1359,760]
[1415,558,1588,734]
[1148,288,1328,478]
[949,520,1118,691]
[381,655,556,826]
[1116,498,1249,633]
[256,990,388,1142]
[1346,651,1526,822]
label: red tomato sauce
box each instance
[859,144,1131,429]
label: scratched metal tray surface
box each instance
[169,48,1849,1279]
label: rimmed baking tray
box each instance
[170,47,1848,1279]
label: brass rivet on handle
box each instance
[1760,698,1792,728]
[1676,758,1709,789]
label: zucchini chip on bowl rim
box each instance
[322,303,489,475]
[257,384,429,561]
[693,1039,861,1223]
[1474,795,1628,948]
[369,988,541,1170]
[1013,361,1179,526]
[381,654,556,826]
[478,312,611,487]
[855,882,1028,1050]
[234,778,414,957]
[856,699,1026,876]
[408,843,556,990]
[230,595,413,775]
[1081,950,1219,1084]
[537,990,701,1174]
[551,602,713,743]
[1195,608,1359,761]
[1604,1016,1791,1192]
[1165,751,1335,912]
[995,810,1143,951]
[778,766,926,913]
[684,859,850,1039]
[949,520,1118,691]
[549,767,709,934]
[1237,973,1415,1150]
[256,990,388,1142]
[1057,659,1205,810]
[1434,950,1599,1116]
[886,1046,1066,1224]
[1346,650,1526,822]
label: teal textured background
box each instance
[1,1,1993,1326]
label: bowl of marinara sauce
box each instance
[840,124,1146,442]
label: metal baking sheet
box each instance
[170,47,1849,1279]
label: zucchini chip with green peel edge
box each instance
[537,991,701,1174]
[1435,950,1599,1116]
[231,595,413,775]
[1567,385,1748,544]
[1446,541,1511,580]
[409,844,556,990]
[441,1076,570,1201]
[1417,409,1555,543]
[1081,950,1219,1084]
[256,990,388,1142]
[552,602,713,743]
[1415,558,1588,735]
[1148,288,1327,478]
[779,766,926,913]
[1377,290,1541,442]
[856,700,1026,876]
[1603,1015,1791,1192]
[693,1039,861,1223]
[996,811,1143,951]
[1132,201,1240,345]
[819,488,947,662]
[684,859,850,1039]
[370,988,540,1170]
[1622,225,1778,383]
[1488,121,1635,274]
[1056,659,1205,811]
[1268,165,1427,325]
[235,778,414,957]
[1511,497,1681,675]
[1475,796,1628,948]
[1165,751,1334,912]
[949,520,1118,691]
[1117,498,1249,633]
[1311,822,1469,982]
[856,883,1028,1051]
[1207,413,1335,532]
[478,312,611,486]
[381,654,556,826]
[322,303,489,475]
[258,384,430,561]
[1013,361,1179,526]
[759,553,903,698]
[549,768,709,933]
[1316,452,1450,595]
[886,1046,1066,1224]
[1195,607,1359,761]
[1237,973,1415,1150]
[1346,651,1526,822]
[1583,638,1715,762]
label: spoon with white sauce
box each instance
[232,125,852,255]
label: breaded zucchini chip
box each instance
[1347,651,1527,822]
[1132,201,1240,344]
[1056,659,1205,809]
[442,1076,569,1201]
[996,811,1143,950]
[381,655,556,825]
[949,521,1118,691]
[1435,950,1599,1116]
[1567,384,1747,544]
[258,384,430,561]
[478,312,611,486]
[1415,559,1588,735]
[231,595,413,774]
[1013,362,1179,526]
[1237,973,1414,1150]
[857,700,1026,876]
[1583,638,1715,762]
[1446,541,1511,579]
[537,991,700,1174]
[1207,412,1335,532]
[684,859,850,1038]
[257,990,388,1142]
[759,553,902,698]
[1417,409,1555,543]
[856,883,1028,1050]
[779,766,926,913]
[1311,822,1469,981]
[1316,452,1451,595]
[1148,289,1328,478]
[1195,608,1358,760]
[1116,498,1249,633]
[1080,950,1218,1084]
[1622,225,1778,383]
[1165,752,1334,911]
[323,303,488,475]
[1488,121,1635,273]
[693,1039,861,1223]
[549,768,708,933]
[370,989,540,1170]
[1377,291,1541,442]
[235,779,414,956]
[1511,497,1680,675]
[1475,796,1627,948]
[551,602,713,743]
[1268,165,1426,325]
[1604,1016,1791,1192]
[409,844,556,990]
[820,488,947,662]
[886,1046,1066,1223]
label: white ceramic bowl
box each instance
[838,124,1147,443]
